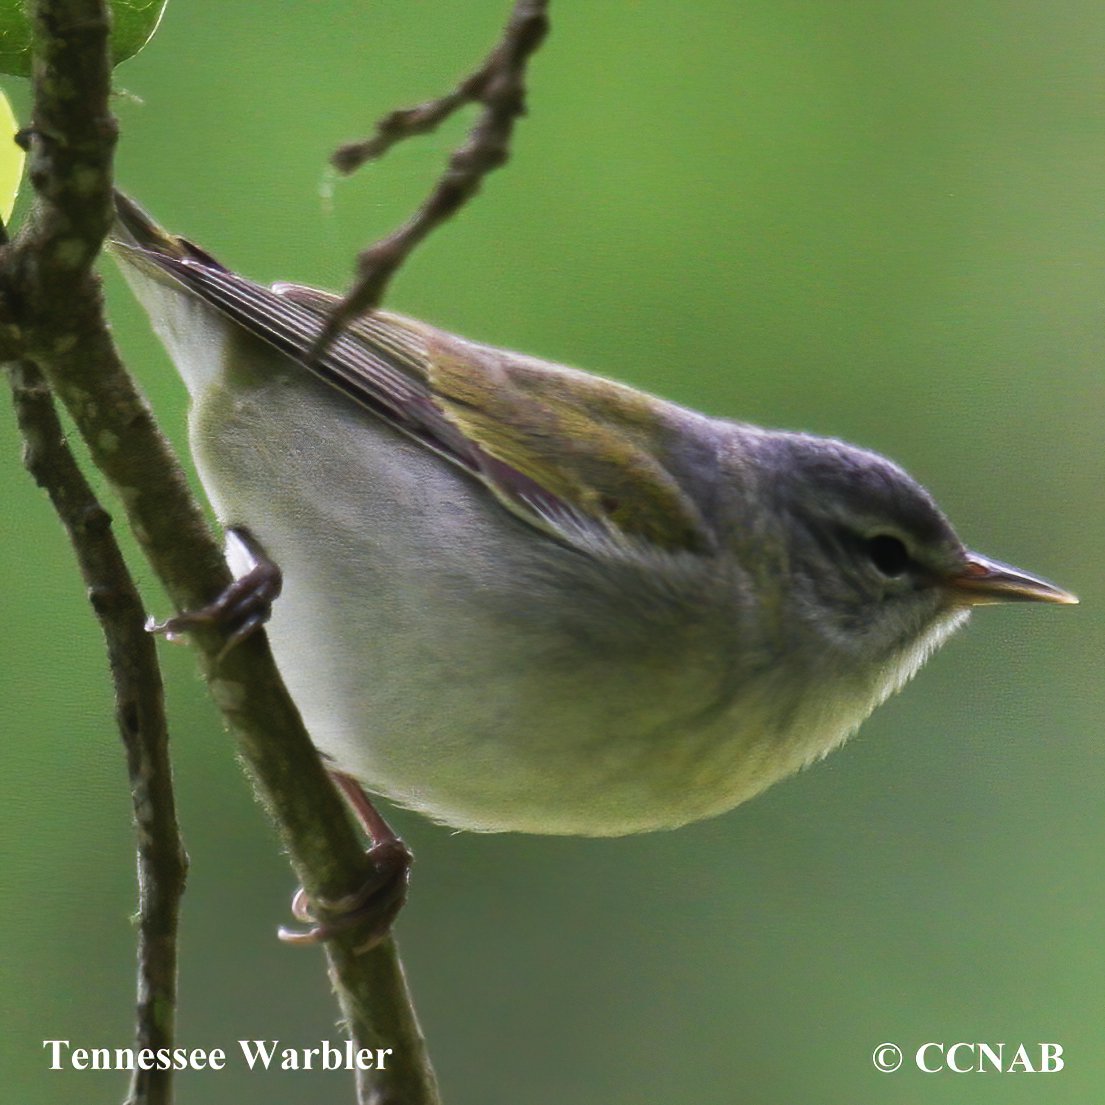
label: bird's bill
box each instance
[949,552,1079,606]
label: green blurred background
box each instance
[2,2,1101,1102]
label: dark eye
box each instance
[864,533,911,577]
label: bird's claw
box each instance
[279,771,412,951]
[148,527,282,660]
[279,834,412,953]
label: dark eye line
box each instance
[815,522,922,584]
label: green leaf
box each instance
[0,0,168,78]
[0,86,22,220]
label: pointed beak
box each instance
[947,552,1079,607]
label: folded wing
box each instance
[112,203,714,556]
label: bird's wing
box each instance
[115,237,714,555]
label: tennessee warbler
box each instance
[111,193,1076,836]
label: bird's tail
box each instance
[110,189,228,271]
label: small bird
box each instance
[111,194,1076,837]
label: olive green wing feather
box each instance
[421,330,714,553]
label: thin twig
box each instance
[5,359,187,1105]
[330,0,548,173]
[312,0,550,356]
[0,6,441,1103]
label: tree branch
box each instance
[312,0,550,355]
[0,5,441,1102]
[5,359,186,1105]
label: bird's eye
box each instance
[864,533,911,577]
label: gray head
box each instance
[743,430,1075,676]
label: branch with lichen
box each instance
[6,357,185,1105]
[0,3,441,1103]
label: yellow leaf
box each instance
[0,86,22,222]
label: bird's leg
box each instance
[148,525,411,948]
[147,525,282,659]
[280,770,412,952]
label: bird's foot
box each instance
[147,526,282,659]
[279,771,412,952]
